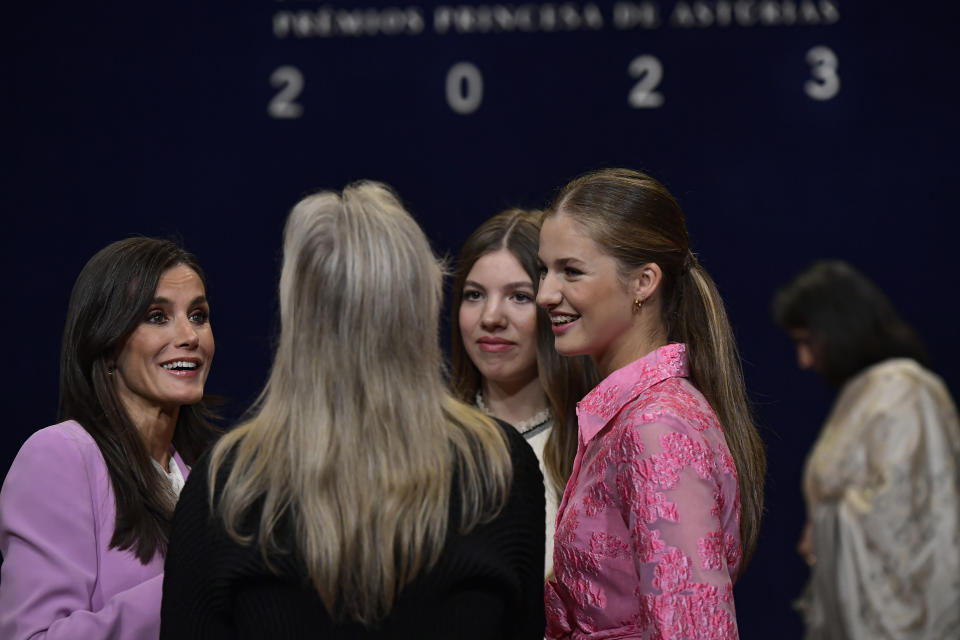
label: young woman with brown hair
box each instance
[450,208,597,577]
[537,169,766,639]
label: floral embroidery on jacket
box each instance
[653,547,693,593]
[578,383,625,424]
[546,344,741,640]
[638,583,737,640]
[590,532,632,559]
[697,531,728,571]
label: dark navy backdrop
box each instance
[4,1,959,637]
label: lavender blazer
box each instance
[0,420,189,639]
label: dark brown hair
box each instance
[450,208,598,498]
[772,259,929,387]
[59,237,219,563]
[547,168,766,569]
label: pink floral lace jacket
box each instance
[545,344,741,640]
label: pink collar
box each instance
[576,343,689,444]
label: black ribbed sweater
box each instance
[160,421,546,639]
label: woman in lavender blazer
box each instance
[0,238,219,639]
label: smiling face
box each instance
[537,213,641,375]
[458,249,539,390]
[112,264,214,423]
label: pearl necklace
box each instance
[475,391,552,436]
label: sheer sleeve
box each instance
[0,427,163,639]
[615,418,739,638]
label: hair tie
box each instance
[683,250,697,275]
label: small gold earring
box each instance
[634,298,643,313]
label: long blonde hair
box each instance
[548,168,766,570]
[209,181,512,624]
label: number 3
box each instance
[805,46,839,101]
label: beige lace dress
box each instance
[799,358,960,639]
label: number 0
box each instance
[446,62,483,115]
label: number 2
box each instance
[268,66,304,119]
[628,55,664,109]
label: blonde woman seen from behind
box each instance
[160,182,546,638]
[450,208,598,579]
